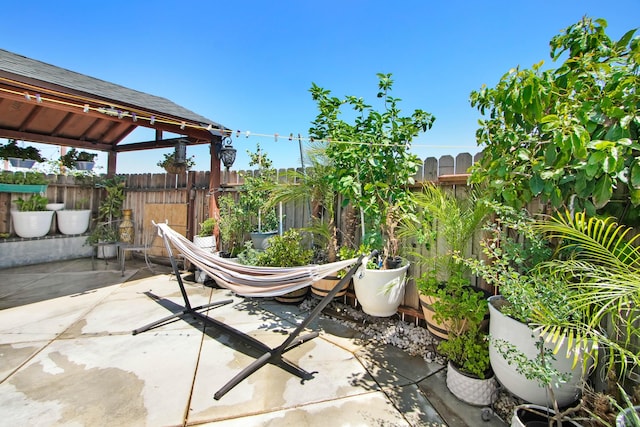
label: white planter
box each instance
[446,361,498,406]
[46,203,65,211]
[193,235,216,251]
[353,262,409,317]
[96,243,118,259]
[488,295,588,407]
[10,210,54,238]
[56,210,91,235]
[250,231,277,250]
[511,404,582,427]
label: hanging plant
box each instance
[59,148,98,170]
[0,140,45,162]
[157,152,195,174]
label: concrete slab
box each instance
[0,259,509,427]
[196,391,413,426]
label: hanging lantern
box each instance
[174,139,188,164]
[218,137,237,169]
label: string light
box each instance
[0,77,478,151]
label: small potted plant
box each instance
[238,229,313,303]
[157,152,195,174]
[59,148,98,171]
[240,144,279,249]
[0,139,46,168]
[193,217,216,251]
[85,176,126,258]
[217,193,250,258]
[11,193,54,238]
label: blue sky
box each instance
[3,1,639,174]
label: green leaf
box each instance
[631,161,640,190]
[593,175,613,209]
[529,175,544,196]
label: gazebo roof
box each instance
[0,48,227,153]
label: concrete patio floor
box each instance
[0,258,507,426]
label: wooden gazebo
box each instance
[0,48,230,222]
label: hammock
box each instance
[155,222,359,297]
[133,222,367,400]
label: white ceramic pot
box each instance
[352,262,409,317]
[193,235,216,251]
[488,295,588,407]
[46,203,65,211]
[56,209,91,235]
[511,404,582,427]
[11,210,54,238]
[96,243,118,259]
[446,361,498,406]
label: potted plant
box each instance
[309,73,435,317]
[157,152,195,174]
[432,277,498,406]
[459,203,591,410]
[217,193,249,258]
[59,148,98,171]
[0,139,45,168]
[403,183,490,339]
[238,229,313,303]
[0,170,49,193]
[85,176,126,258]
[11,193,54,238]
[193,217,217,251]
[240,144,279,249]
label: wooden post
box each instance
[209,140,222,251]
[107,151,117,177]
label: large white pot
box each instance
[56,209,91,235]
[10,210,54,238]
[488,295,588,407]
[193,234,216,251]
[446,361,498,406]
[353,262,409,317]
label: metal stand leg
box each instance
[133,228,365,401]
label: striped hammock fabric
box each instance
[155,222,360,297]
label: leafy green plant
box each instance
[469,17,640,225]
[0,171,48,185]
[85,222,119,244]
[239,144,279,232]
[268,144,340,263]
[86,176,126,246]
[14,194,48,211]
[239,229,313,267]
[439,329,490,379]
[534,211,640,383]
[309,73,435,263]
[198,217,216,237]
[156,152,195,172]
[59,148,98,169]
[0,140,45,162]
[217,193,250,257]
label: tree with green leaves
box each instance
[470,17,640,224]
[309,73,435,262]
